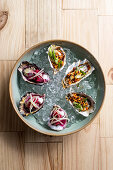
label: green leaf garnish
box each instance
[58,60,62,68]
[55,57,58,64]
[73,102,83,111]
[80,70,86,75]
[48,47,52,58]
[75,70,77,75]
[84,97,87,102]
[52,50,56,59]
[49,47,58,64]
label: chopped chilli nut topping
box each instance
[66,93,89,112]
[65,63,91,85]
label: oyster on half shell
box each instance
[66,92,95,117]
[48,105,68,131]
[48,45,66,74]
[19,92,45,116]
[18,61,50,85]
[62,59,95,88]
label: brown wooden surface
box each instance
[0,0,113,169]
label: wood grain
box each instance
[62,0,96,9]
[63,124,99,170]
[100,85,113,137]
[100,138,113,170]
[0,132,24,170]
[26,0,38,48]
[0,0,25,60]
[0,61,24,131]
[99,16,113,85]
[62,10,98,59]
[25,126,62,142]
[25,143,62,170]
[26,0,62,48]
[92,114,99,124]
[98,0,113,15]
[0,0,113,169]
[62,0,113,15]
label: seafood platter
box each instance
[9,40,105,136]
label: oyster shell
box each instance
[62,59,95,88]
[19,92,45,116]
[48,45,66,74]
[48,105,68,131]
[18,61,50,85]
[66,92,95,117]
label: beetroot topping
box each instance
[18,61,50,85]
[19,92,45,116]
[48,105,68,131]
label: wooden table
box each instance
[0,0,113,169]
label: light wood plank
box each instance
[0,0,25,60]
[62,0,96,9]
[58,143,63,170]
[25,126,62,142]
[99,16,113,85]
[0,61,24,131]
[25,143,62,170]
[62,10,98,59]
[0,132,24,170]
[26,0,62,48]
[62,0,113,15]
[26,0,38,48]
[63,124,99,170]
[92,114,99,124]
[38,0,62,41]
[98,0,113,15]
[100,138,113,170]
[25,116,98,143]
[100,85,113,137]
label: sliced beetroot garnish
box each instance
[48,105,68,131]
[18,61,50,85]
[19,92,45,116]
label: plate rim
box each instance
[9,39,106,136]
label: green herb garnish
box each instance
[58,60,62,68]
[52,50,56,59]
[49,47,59,64]
[75,70,77,75]
[73,102,83,111]
[80,70,86,75]
[48,47,53,58]
[84,97,87,102]
[55,57,58,64]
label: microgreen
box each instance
[73,102,83,111]
[48,47,59,64]
[48,47,52,58]
[84,97,87,102]
[55,57,58,64]
[80,70,86,75]
[58,60,62,68]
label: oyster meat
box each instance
[18,61,50,85]
[66,92,95,117]
[19,92,45,116]
[48,45,66,74]
[62,59,95,88]
[48,105,68,131]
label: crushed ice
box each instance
[18,46,97,128]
